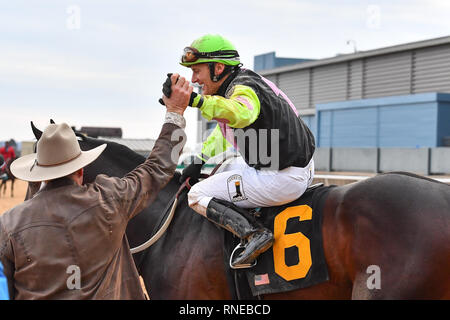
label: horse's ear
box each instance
[30,121,42,140]
[50,119,55,124]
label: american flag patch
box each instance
[254,273,270,286]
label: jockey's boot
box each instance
[206,198,274,267]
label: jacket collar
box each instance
[216,68,241,97]
[39,177,77,193]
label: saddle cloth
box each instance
[223,184,334,298]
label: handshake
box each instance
[159,73,202,109]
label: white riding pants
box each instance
[188,156,314,215]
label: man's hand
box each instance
[162,73,192,115]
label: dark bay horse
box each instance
[27,123,450,299]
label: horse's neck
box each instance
[126,174,183,247]
[143,198,228,299]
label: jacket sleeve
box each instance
[93,114,186,221]
[200,124,233,162]
[0,221,14,299]
[196,84,261,129]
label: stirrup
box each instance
[229,242,257,269]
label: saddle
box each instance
[192,155,332,298]
[220,181,333,298]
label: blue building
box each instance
[315,93,450,148]
[258,36,450,149]
[254,52,314,72]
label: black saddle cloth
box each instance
[223,184,334,299]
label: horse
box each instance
[26,121,450,300]
[0,155,16,198]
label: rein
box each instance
[130,177,194,254]
[130,154,238,254]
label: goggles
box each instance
[181,47,240,64]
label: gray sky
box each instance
[2,0,450,150]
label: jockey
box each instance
[173,34,315,267]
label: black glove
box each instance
[162,73,173,97]
[179,158,205,184]
[159,73,199,107]
[159,73,173,105]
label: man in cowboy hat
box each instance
[0,77,191,299]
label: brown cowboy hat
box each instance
[11,123,106,182]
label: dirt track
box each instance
[0,179,28,215]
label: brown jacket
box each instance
[0,122,185,299]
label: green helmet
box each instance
[180,34,241,67]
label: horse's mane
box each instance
[76,133,146,165]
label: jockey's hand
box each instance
[162,73,173,98]
[159,73,174,105]
[162,74,192,115]
[159,73,199,107]
[179,158,205,184]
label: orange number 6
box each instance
[273,205,312,281]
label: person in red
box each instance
[0,142,16,164]
[0,142,16,180]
